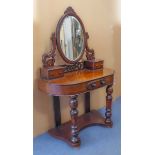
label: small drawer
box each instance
[84,59,104,70]
[49,70,63,77]
[41,66,64,80]
[94,61,103,69]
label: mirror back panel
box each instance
[41,7,104,80]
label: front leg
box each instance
[105,85,113,127]
[69,95,80,146]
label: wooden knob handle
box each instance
[91,83,96,88]
[100,80,105,85]
[87,82,96,90]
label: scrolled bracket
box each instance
[42,33,56,68]
[85,32,95,61]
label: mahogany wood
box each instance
[38,68,114,146]
[38,6,115,147]
[40,7,101,81]
[53,96,61,127]
[84,59,104,70]
[105,85,113,125]
[69,95,80,146]
[41,66,64,80]
[85,92,90,113]
[60,62,84,73]
[42,33,56,67]
[48,110,112,147]
[85,32,95,60]
[38,68,114,96]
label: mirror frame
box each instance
[56,7,86,64]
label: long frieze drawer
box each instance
[87,79,106,90]
[86,76,113,91]
[38,75,114,96]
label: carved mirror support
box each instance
[41,7,104,80]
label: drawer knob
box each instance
[91,83,96,88]
[100,80,105,85]
[87,82,96,90]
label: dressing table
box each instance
[38,7,114,147]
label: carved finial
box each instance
[64,7,76,14]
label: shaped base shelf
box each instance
[48,110,113,147]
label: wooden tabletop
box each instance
[38,68,114,95]
[44,68,114,85]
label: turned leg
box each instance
[69,95,80,146]
[105,85,113,126]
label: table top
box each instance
[44,68,114,85]
[38,68,114,95]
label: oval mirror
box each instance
[59,16,84,62]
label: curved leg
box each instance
[69,95,80,146]
[105,85,113,126]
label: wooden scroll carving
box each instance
[85,32,95,60]
[42,33,56,68]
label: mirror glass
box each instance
[60,16,84,61]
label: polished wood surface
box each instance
[42,68,113,85]
[40,7,101,81]
[48,110,112,147]
[69,95,80,146]
[38,68,114,146]
[84,59,104,70]
[41,66,64,80]
[105,85,113,125]
[38,68,114,95]
[38,6,114,147]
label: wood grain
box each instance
[48,110,112,147]
[38,68,114,95]
[37,6,115,147]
